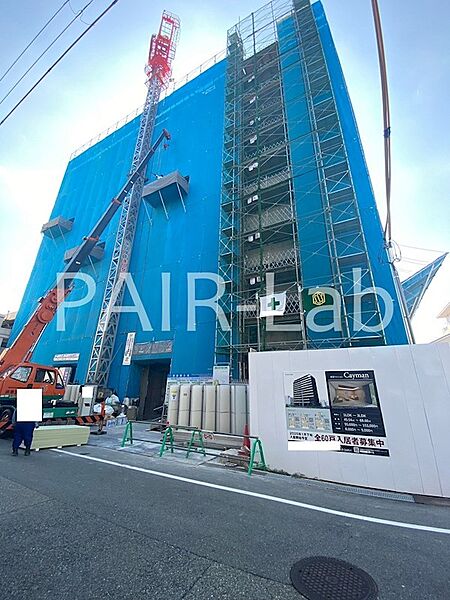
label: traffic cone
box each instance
[238,423,251,456]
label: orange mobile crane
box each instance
[0,129,170,431]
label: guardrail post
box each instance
[248,438,267,476]
[159,425,174,457]
[186,430,206,458]
[121,421,133,447]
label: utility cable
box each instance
[69,0,92,25]
[0,0,71,84]
[0,0,120,128]
[371,0,392,244]
[0,0,95,107]
[400,243,447,255]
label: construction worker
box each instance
[11,409,37,456]
[106,389,121,416]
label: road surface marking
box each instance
[53,449,450,535]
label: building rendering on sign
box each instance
[11,0,414,416]
[292,375,320,407]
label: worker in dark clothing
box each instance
[11,410,36,456]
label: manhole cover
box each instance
[290,556,378,600]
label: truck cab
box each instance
[0,362,64,396]
[0,362,77,423]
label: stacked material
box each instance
[30,425,90,450]
[217,386,231,433]
[166,383,248,433]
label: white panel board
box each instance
[17,389,43,422]
[249,344,450,497]
[190,385,203,428]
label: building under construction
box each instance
[11,0,415,416]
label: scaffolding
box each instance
[215,0,388,379]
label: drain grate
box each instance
[290,556,378,600]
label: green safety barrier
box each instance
[186,430,206,458]
[159,425,175,456]
[121,421,133,447]
[134,422,266,477]
[248,438,267,476]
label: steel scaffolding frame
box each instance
[215,0,388,378]
[291,0,385,338]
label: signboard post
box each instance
[122,332,136,366]
[213,365,230,384]
[53,353,80,362]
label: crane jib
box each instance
[61,128,169,280]
[0,128,170,372]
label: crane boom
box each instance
[0,129,170,377]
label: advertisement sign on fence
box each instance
[284,369,388,456]
[325,370,385,437]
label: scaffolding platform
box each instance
[64,242,104,264]
[41,216,74,239]
[142,171,189,216]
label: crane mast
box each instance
[86,11,180,386]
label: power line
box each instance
[0,0,120,129]
[400,244,448,255]
[0,0,95,107]
[0,0,71,84]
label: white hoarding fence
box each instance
[249,344,450,497]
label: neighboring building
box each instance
[0,311,17,349]
[434,303,450,344]
[11,0,411,415]
[401,253,447,320]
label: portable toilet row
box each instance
[166,383,248,434]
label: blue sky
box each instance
[0,0,449,341]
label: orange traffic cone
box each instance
[239,423,251,456]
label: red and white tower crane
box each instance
[86,11,180,386]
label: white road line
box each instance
[53,449,450,536]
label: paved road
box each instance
[1,433,449,600]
